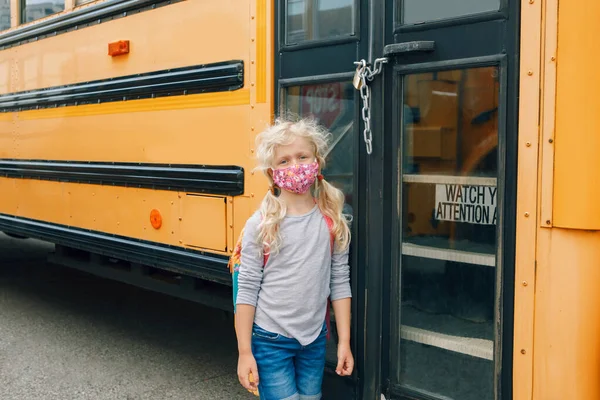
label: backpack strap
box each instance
[322,213,335,253]
[320,212,335,341]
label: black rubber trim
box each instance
[0,159,245,196]
[0,60,244,112]
[0,213,231,285]
[0,0,183,50]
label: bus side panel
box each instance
[533,229,600,400]
[529,0,600,399]
[0,0,274,276]
[8,0,250,90]
[14,102,253,167]
[552,0,600,230]
[0,114,11,158]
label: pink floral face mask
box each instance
[272,161,319,194]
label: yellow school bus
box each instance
[0,0,598,399]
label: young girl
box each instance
[235,116,354,400]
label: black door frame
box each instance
[377,1,520,399]
[273,0,520,399]
[274,1,375,399]
[387,54,508,400]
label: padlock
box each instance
[353,66,363,90]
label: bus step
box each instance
[49,245,233,312]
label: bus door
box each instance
[359,1,519,399]
[275,1,367,399]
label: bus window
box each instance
[75,0,95,5]
[22,0,64,23]
[397,66,499,399]
[283,81,355,210]
[286,0,355,45]
[0,0,9,31]
[399,0,500,25]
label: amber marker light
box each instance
[108,40,130,57]
[150,209,162,229]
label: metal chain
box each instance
[354,58,388,155]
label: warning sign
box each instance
[301,83,342,128]
[434,184,497,225]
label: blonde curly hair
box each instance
[254,115,351,255]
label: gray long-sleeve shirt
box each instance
[235,205,352,346]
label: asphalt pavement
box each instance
[0,233,255,400]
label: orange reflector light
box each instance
[150,209,162,230]
[108,40,130,57]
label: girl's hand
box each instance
[237,352,259,394]
[336,342,354,376]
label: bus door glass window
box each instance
[0,0,10,31]
[399,0,501,25]
[22,0,65,23]
[285,0,355,45]
[398,67,500,400]
[283,81,355,364]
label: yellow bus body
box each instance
[0,0,270,259]
[0,0,599,398]
[515,0,600,398]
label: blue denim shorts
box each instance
[251,323,327,400]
